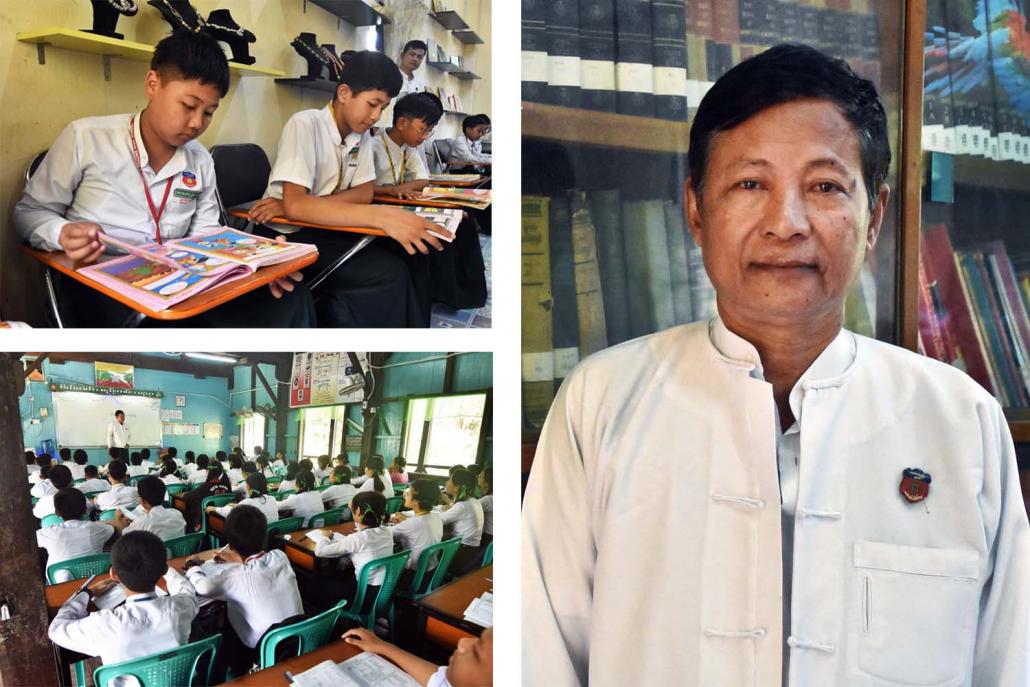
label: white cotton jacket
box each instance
[522,319,1030,687]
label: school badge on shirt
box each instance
[181,171,197,188]
[899,467,932,503]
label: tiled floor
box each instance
[430,234,492,328]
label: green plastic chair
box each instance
[200,494,236,548]
[164,483,188,507]
[384,495,404,515]
[40,513,64,527]
[481,540,492,567]
[265,516,305,549]
[272,490,296,502]
[92,634,221,687]
[31,497,39,506]
[128,475,148,487]
[338,550,411,640]
[81,490,108,501]
[398,537,463,599]
[99,508,120,521]
[316,484,332,492]
[257,599,347,669]
[164,532,205,559]
[72,478,86,486]
[308,508,345,529]
[46,552,112,585]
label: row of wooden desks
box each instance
[416,565,492,650]
[223,638,363,686]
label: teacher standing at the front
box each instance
[107,409,129,462]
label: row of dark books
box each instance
[919,224,1030,409]
[521,0,883,119]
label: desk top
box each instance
[371,194,467,209]
[281,522,358,557]
[227,210,386,237]
[21,245,317,321]
[428,177,488,187]
[222,638,365,686]
[417,564,492,634]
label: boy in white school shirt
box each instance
[185,505,304,680]
[33,464,77,520]
[371,93,436,199]
[247,50,453,328]
[94,460,139,513]
[79,464,111,494]
[109,476,186,541]
[12,32,314,328]
[30,463,57,498]
[48,531,199,675]
[37,489,116,583]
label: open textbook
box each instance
[419,186,492,210]
[77,228,317,312]
[393,206,463,242]
[428,173,483,183]
[291,653,421,687]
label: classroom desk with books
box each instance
[415,564,492,650]
[221,638,365,686]
[21,245,318,323]
[281,522,357,574]
[371,194,467,209]
[226,210,387,237]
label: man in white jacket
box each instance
[522,44,1029,687]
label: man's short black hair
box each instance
[338,50,402,99]
[402,39,428,55]
[114,410,125,418]
[197,454,209,469]
[108,460,128,481]
[151,31,230,97]
[73,449,88,465]
[54,488,87,521]
[84,464,99,478]
[688,43,890,211]
[137,476,166,508]
[59,447,71,461]
[393,92,443,126]
[112,531,168,592]
[50,464,73,489]
[225,505,267,558]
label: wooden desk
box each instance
[281,522,357,574]
[173,494,187,513]
[21,245,318,322]
[227,210,386,237]
[222,638,364,686]
[415,565,491,650]
[208,511,226,537]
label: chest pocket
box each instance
[853,540,980,687]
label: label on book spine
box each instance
[548,55,583,87]
[522,51,549,82]
[581,60,616,90]
[616,63,654,93]
[553,348,581,378]
[522,353,555,382]
[653,67,687,96]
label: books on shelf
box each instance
[579,0,617,112]
[546,0,582,107]
[522,0,549,102]
[615,0,655,116]
[549,194,581,388]
[522,196,555,430]
[651,0,688,120]
[78,228,317,312]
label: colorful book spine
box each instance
[651,0,688,120]
[579,0,618,112]
[711,0,741,44]
[570,192,610,357]
[549,194,581,390]
[615,0,655,116]
[521,196,555,429]
[958,251,1019,407]
[546,0,583,107]
[982,244,1030,403]
[521,0,549,102]
[918,257,944,361]
[590,189,632,345]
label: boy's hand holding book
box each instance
[59,222,105,264]
[268,235,304,299]
[379,207,453,255]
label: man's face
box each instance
[685,98,888,325]
[144,71,221,147]
[337,85,392,133]
[396,116,434,147]
[400,47,426,73]
[466,124,486,141]
[447,628,492,686]
[116,413,125,424]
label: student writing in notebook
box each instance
[343,626,493,687]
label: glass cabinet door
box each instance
[521,0,906,433]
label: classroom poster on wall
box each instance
[95,362,134,389]
[290,353,313,406]
[290,352,368,408]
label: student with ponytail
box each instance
[314,491,394,609]
[355,454,395,498]
[209,473,280,525]
[276,470,324,527]
[159,456,184,485]
[276,461,301,493]
[391,479,444,589]
[440,468,484,574]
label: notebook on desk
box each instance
[291,653,421,687]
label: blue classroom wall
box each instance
[228,362,295,457]
[20,359,232,465]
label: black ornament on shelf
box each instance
[291,32,330,80]
[147,0,205,34]
[83,0,139,40]
[204,9,257,65]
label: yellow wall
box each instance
[0,0,490,324]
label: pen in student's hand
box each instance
[75,574,97,597]
[284,670,295,684]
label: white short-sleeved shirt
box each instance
[479,494,493,536]
[216,494,280,526]
[37,520,115,582]
[124,505,186,541]
[356,473,395,498]
[372,131,429,186]
[314,526,395,584]
[78,478,111,494]
[448,135,492,165]
[427,666,452,687]
[277,491,325,527]
[266,104,376,200]
[441,498,484,547]
[94,484,139,512]
[14,113,220,251]
[67,464,87,481]
[31,479,56,498]
[321,483,357,510]
[392,512,444,570]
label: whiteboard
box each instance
[53,391,162,447]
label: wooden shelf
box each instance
[275,77,338,94]
[307,0,391,26]
[17,28,284,77]
[444,110,468,116]
[952,155,1030,193]
[427,60,461,74]
[430,10,469,31]
[452,30,483,45]
[522,101,692,154]
[1003,411,1030,442]
[452,70,479,81]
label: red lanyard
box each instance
[128,114,174,244]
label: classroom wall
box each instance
[0,0,490,323]
[229,361,296,457]
[20,358,232,464]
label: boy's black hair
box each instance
[216,450,227,462]
[295,470,316,492]
[37,453,53,468]
[40,464,53,481]
[225,505,267,558]
[333,465,352,481]
[54,488,87,521]
[351,491,387,528]
[73,449,88,465]
[112,531,168,592]
[167,447,178,458]
[409,479,441,509]
[108,447,119,460]
[84,464,99,478]
[59,447,71,462]
[475,113,491,125]
[245,473,267,496]
[50,464,73,490]
[130,452,142,466]
[462,115,479,135]
[402,39,428,54]
[337,50,402,99]
[197,454,210,469]
[688,43,890,211]
[140,449,151,460]
[299,458,314,472]
[185,450,195,462]
[137,476,166,508]
[108,460,128,481]
[392,92,443,127]
[25,450,36,466]
[151,31,230,97]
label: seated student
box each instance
[276,461,301,493]
[109,476,186,541]
[29,453,52,486]
[390,480,443,589]
[187,454,210,487]
[26,450,39,478]
[448,114,492,173]
[159,456,184,485]
[215,450,229,471]
[226,454,245,488]
[439,468,484,574]
[57,447,71,465]
[256,456,274,478]
[12,31,313,328]
[333,453,350,470]
[211,473,280,525]
[247,50,453,328]
[33,464,76,519]
[477,467,492,547]
[138,448,155,470]
[94,460,140,513]
[354,454,395,497]
[313,491,394,607]
[372,92,438,199]
[270,451,286,471]
[276,470,324,527]
[185,505,305,680]
[30,463,57,499]
[389,456,409,486]
[343,626,492,687]
[182,463,231,532]
[313,454,332,482]
[127,452,149,477]
[37,488,117,582]
[232,461,258,494]
[67,449,89,481]
[79,465,111,494]
[321,465,357,513]
[48,531,199,671]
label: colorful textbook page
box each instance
[401,206,462,243]
[420,186,492,209]
[78,228,316,312]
